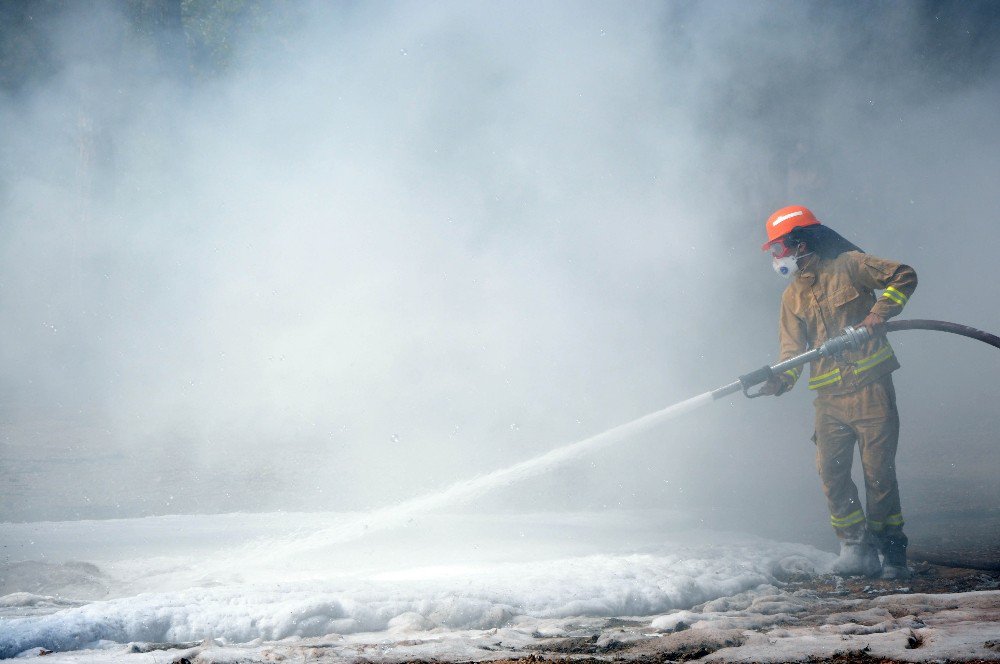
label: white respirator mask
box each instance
[772,254,801,278]
[769,242,813,278]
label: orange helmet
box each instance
[762,205,820,250]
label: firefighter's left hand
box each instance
[859,311,886,336]
[757,374,791,397]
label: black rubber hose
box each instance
[884,319,1000,350]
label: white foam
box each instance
[0,511,832,658]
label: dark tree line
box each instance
[0,0,283,219]
[0,0,274,96]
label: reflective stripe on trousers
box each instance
[868,513,905,532]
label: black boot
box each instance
[879,527,909,580]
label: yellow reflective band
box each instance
[809,375,843,389]
[885,286,909,304]
[830,509,865,528]
[784,367,800,380]
[830,509,863,524]
[810,367,840,382]
[809,367,842,389]
[882,290,904,305]
[882,286,908,306]
[854,345,894,374]
[869,513,903,532]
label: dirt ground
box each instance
[383,563,1000,664]
[776,560,1000,595]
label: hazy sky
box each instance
[1,1,998,539]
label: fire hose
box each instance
[711,319,1000,400]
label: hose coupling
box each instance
[819,325,871,358]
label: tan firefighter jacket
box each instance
[778,250,917,395]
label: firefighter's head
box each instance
[763,206,819,277]
[762,206,864,277]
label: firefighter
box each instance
[757,206,917,580]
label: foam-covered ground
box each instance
[2,511,998,662]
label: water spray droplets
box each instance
[249,391,715,563]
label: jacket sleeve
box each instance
[777,296,808,388]
[851,253,918,320]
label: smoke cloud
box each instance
[1,1,998,555]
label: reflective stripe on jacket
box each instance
[778,251,917,396]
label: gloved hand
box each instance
[757,374,792,397]
[859,311,887,336]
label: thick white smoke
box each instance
[1,2,998,555]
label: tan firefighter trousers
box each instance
[813,374,904,542]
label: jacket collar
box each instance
[795,253,823,286]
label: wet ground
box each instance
[779,561,1000,595]
[389,564,1000,664]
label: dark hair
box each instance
[785,225,863,259]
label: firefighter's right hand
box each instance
[757,375,791,397]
